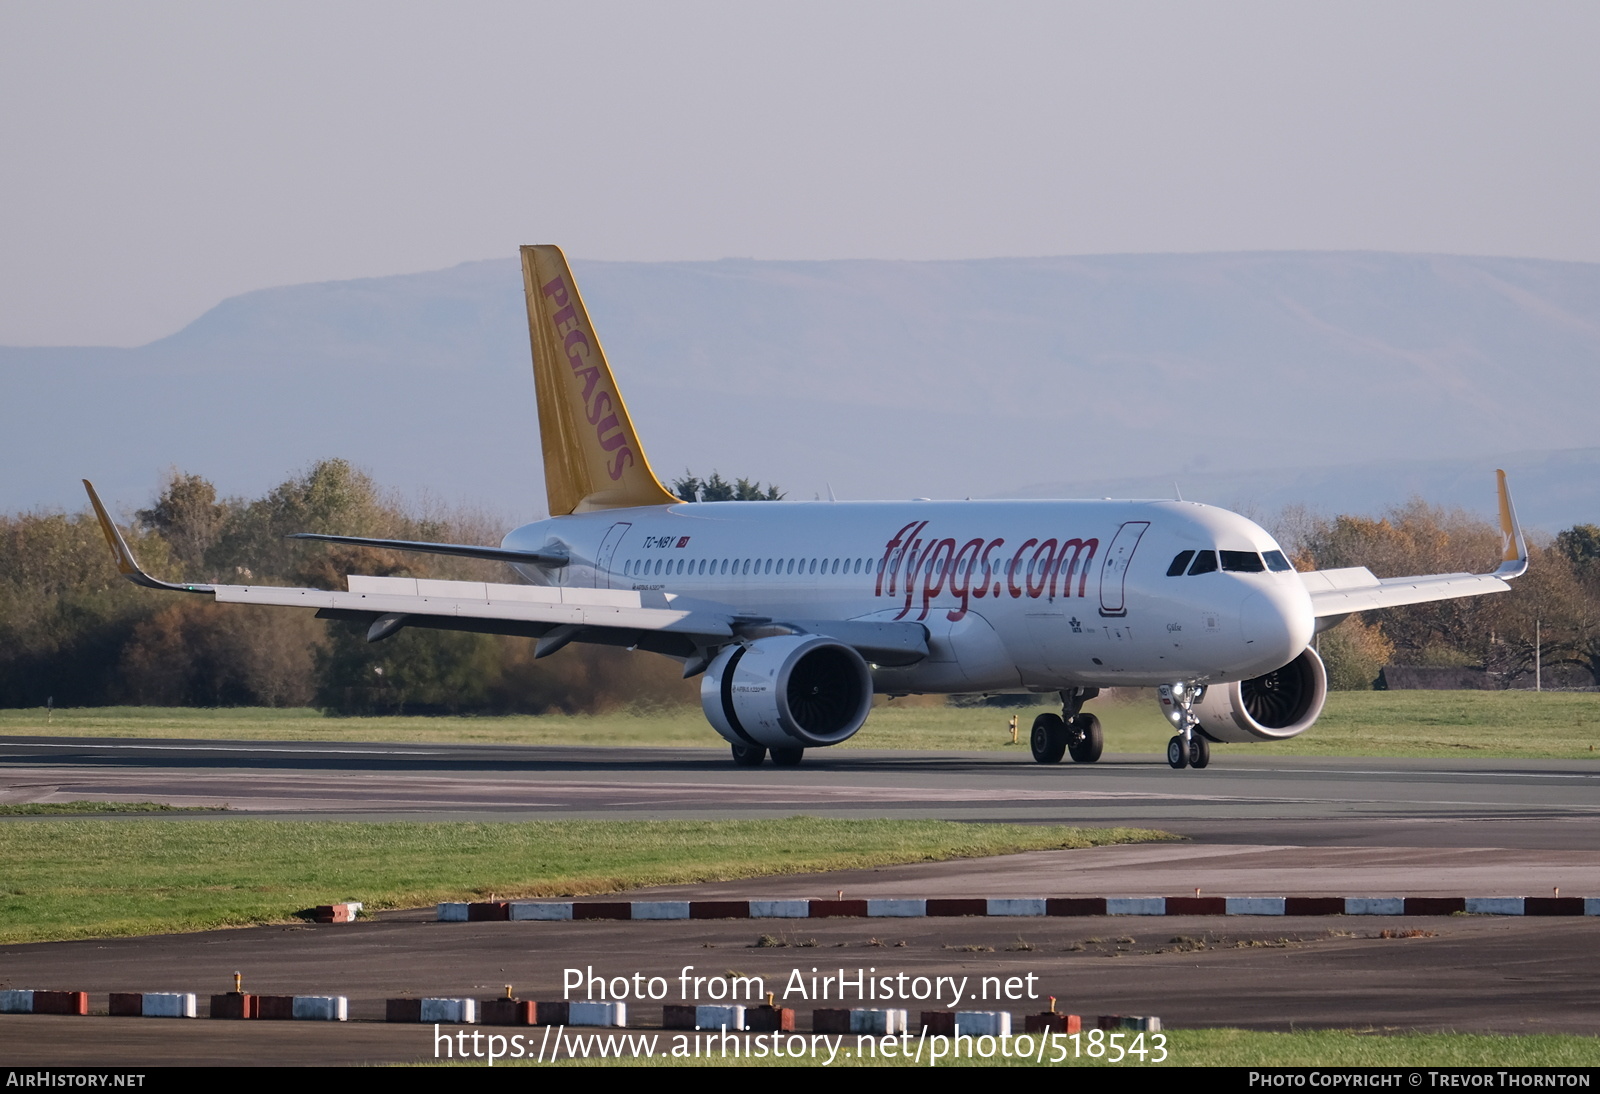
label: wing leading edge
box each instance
[285,532,568,568]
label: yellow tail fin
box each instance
[521,245,679,515]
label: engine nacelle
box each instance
[701,635,873,750]
[1191,646,1328,743]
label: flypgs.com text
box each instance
[877,521,1100,622]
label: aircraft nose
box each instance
[1239,585,1314,665]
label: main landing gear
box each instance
[1159,681,1211,770]
[1030,687,1103,765]
[730,743,805,767]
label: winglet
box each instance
[1492,469,1528,580]
[82,480,211,593]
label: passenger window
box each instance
[1167,551,1195,577]
[1220,550,1265,573]
[1263,550,1293,572]
[1187,551,1218,575]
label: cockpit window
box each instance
[1166,550,1195,577]
[1220,550,1265,573]
[1187,550,1218,575]
[1263,550,1293,572]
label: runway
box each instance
[3,736,1598,831]
[2,736,1597,1064]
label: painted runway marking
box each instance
[1,742,449,757]
[1259,767,1600,781]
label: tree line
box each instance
[0,462,1593,712]
[0,461,695,713]
[1281,503,1600,689]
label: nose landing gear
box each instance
[1159,681,1211,770]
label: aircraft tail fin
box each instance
[521,245,679,516]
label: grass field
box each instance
[2,690,1596,758]
[0,801,211,815]
[0,818,1168,945]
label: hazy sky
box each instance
[4,1,1598,346]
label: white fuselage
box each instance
[501,499,1316,694]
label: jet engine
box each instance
[1191,646,1328,742]
[701,635,874,750]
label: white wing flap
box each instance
[1298,566,1380,593]
[213,575,733,636]
[346,575,649,608]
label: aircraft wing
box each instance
[83,480,926,668]
[229,575,737,651]
[1300,469,1528,622]
[1300,567,1511,617]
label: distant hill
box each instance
[1013,446,1600,538]
[4,251,1597,532]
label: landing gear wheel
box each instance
[1066,713,1104,763]
[1188,736,1210,769]
[771,747,805,767]
[730,743,767,767]
[1167,735,1189,769]
[1030,713,1068,764]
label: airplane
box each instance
[84,245,1530,771]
